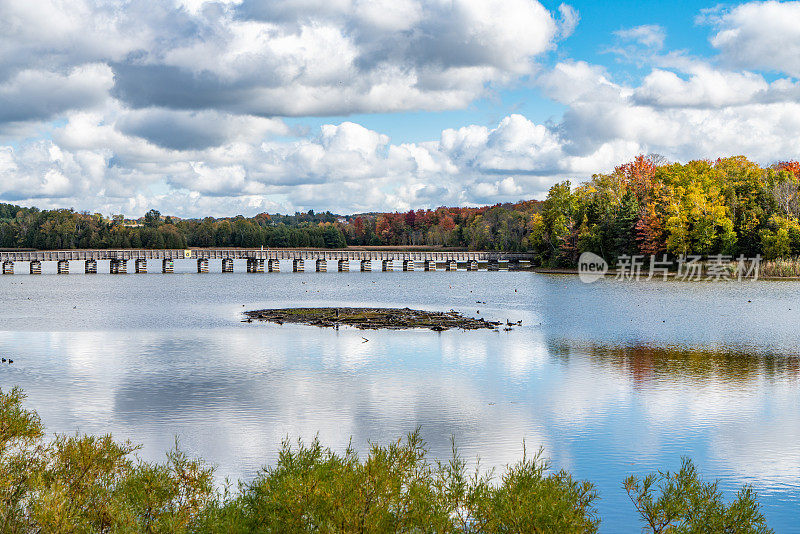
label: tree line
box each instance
[525,156,800,266]
[2,155,800,262]
[0,207,347,250]
[0,200,544,253]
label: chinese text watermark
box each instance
[578,253,760,283]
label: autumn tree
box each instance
[635,201,666,255]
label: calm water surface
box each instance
[0,259,799,531]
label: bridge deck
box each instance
[0,249,534,262]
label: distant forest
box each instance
[2,155,800,265]
[0,197,542,253]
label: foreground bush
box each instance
[624,459,771,534]
[198,437,600,533]
[1,387,771,533]
[0,387,214,532]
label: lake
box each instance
[0,259,798,531]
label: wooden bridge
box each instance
[0,249,534,274]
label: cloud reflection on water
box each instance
[3,328,799,493]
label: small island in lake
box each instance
[244,307,502,331]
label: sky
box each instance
[1,0,800,218]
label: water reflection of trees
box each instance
[548,340,800,385]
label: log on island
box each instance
[243,307,502,331]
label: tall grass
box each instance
[760,257,800,278]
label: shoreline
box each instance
[533,268,791,280]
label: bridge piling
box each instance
[135,259,147,274]
[360,260,371,272]
[85,259,97,274]
[382,259,392,271]
[338,259,349,272]
[424,260,436,271]
[110,259,127,274]
[57,260,69,275]
[222,258,234,273]
[197,258,209,273]
[162,259,174,273]
[2,261,13,275]
[245,258,265,273]
[402,260,414,271]
[268,259,280,272]
[293,259,304,272]
[487,261,509,271]
[29,261,41,275]
[316,259,327,272]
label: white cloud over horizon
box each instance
[2,0,800,217]
[706,0,800,77]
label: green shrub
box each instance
[0,387,213,533]
[624,457,771,533]
[1,387,772,533]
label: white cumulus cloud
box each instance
[707,1,800,77]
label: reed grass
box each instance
[759,257,800,278]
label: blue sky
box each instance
[0,0,799,217]
[285,0,720,143]
[546,0,717,63]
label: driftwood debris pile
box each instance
[243,307,501,331]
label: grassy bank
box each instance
[538,257,800,280]
[759,258,800,278]
[1,387,771,533]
